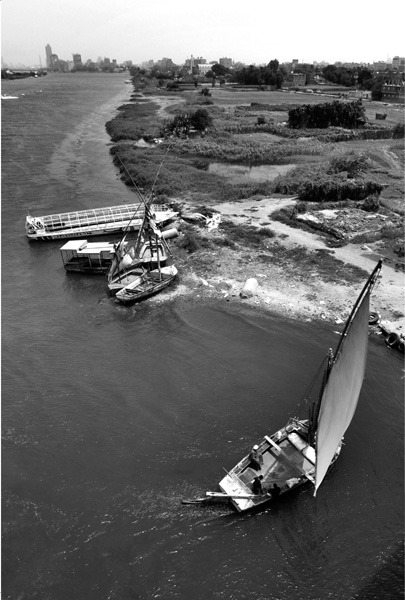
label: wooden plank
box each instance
[206,491,257,499]
[264,436,315,484]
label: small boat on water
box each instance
[60,239,127,274]
[107,226,178,292]
[109,201,178,303]
[106,149,178,304]
[60,228,177,276]
[192,260,383,512]
[25,203,178,241]
[115,265,178,305]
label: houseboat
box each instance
[60,240,126,274]
[26,203,178,241]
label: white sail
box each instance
[314,289,371,494]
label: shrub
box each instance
[162,108,213,137]
[220,222,275,246]
[328,151,369,178]
[166,81,179,91]
[288,100,366,129]
[296,201,308,214]
[191,108,213,131]
[178,232,200,253]
[361,194,380,213]
[297,179,384,202]
[393,123,405,139]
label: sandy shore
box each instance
[164,197,404,342]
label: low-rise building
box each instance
[381,81,405,103]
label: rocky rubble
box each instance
[296,208,399,242]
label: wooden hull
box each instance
[218,420,341,512]
[115,267,177,305]
[107,241,169,292]
[108,267,145,293]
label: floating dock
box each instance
[26,203,177,241]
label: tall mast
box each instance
[309,259,382,446]
[312,259,383,495]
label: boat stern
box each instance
[219,473,264,512]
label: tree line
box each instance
[288,100,366,129]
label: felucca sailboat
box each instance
[113,204,178,305]
[107,202,174,294]
[204,260,382,512]
[107,153,178,303]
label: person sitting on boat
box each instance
[249,445,263,471]
[268,483,281,499]
[252,476,264,495]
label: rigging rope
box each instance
[293,355,328,417]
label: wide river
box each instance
[1,73,403,600]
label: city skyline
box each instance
[2,0,404,69]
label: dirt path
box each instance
[209,195,404,333]
[148,94,186,118]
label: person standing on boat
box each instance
[268,483,281,499]
[252,476,264,495]
[249,445,263,470]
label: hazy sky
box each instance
[2,0,403,67]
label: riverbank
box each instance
[109,86,405,337]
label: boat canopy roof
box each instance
[60,239,118,249]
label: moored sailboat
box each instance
[107,151,178,303]
[202,260,382,512]
[107,203,176,293]
[112,204,178,304]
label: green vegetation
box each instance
[393,123,405,139]
[220,222,275,246]
[272,150,382,201]
[288,100,366,129]
[297,179,384,202]
[234,59,286,88]
[161,108,213,137]
[162,137,325,164]
[259,243,369,284]
[105,78,403,259]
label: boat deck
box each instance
[31,204,153,231]
[219,428,315,511]
[26,203,177,239]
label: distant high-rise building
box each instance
[291,59,299,71]
[392,56,405,72]
[157,57,175,70]
[50,54,59,70]
[72,53,83,68]
[45,44,53,69]
[373,61,388,72]
[219,57,233,68]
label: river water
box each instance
[1,73,404,600]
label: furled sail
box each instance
[314,288,371,494]
[108,235,129,281]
